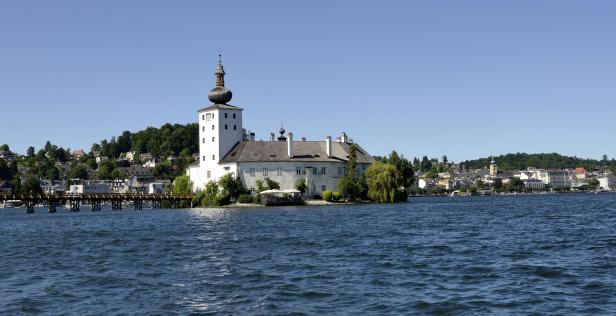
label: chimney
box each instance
[270,133,275,142]
[287,132,294,158]
[326,136,332,158]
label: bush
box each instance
[332,191,342,201]
[322,190,333,201]
[295,178,307,193]
[238,194,253,204]
[264,177,280,190]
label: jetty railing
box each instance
[0,193,195,213]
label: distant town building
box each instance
[598,176,616,190]
[537,170,568,188]
[0,149,17,161]
[489,158,498,177]
[523,179,545,190]
[72,149,86,159]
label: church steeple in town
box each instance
[208,54,233,104]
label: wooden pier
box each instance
[0,193,194,213]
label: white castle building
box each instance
[187,58,373,195]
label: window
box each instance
[321,185,327,192]
[202,138,205,144]
[312,168,317,175]
[277,167,282,176]
[249,168,255,176]
[321,167,326,175]
[225,113,228,118]
[225,124,228,130]
[212,137,215,142]
[206,113,213,121]
[207,171,211,179]
[250,187,255,193]
[262,168,268,176]
[338,167,342,175]
[233,125,237,130]
[212,113,214,119]
[212,125,215,130]
[233,113,236,119]
[202,126,205,132]
[296,167,302,175]
[212,155,215,160]
[203,156,206,161]
[202,114,205,120]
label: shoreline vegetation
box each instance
[1,123,614,208]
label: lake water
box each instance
[1,193,615,315]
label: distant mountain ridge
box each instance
[459,153,616,172]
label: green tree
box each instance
[365,162,399,203]
[97,160,115,180]
[218,173,245,199]
[264,177,280,190]
[339,144,361,199]
[295,178,307,194]
[21,175,42,193]
[589,178,600,190]
[172,175,193,194]
[0,144,9,151]
[0,159,10,180]
[68,164,89,180]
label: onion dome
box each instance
[208,86,232,104]
[277,126,287,141]
[208,54,233,104]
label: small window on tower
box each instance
[202,114,205,120]
[207,171,211,179]
[202,126,205,132]
[202,138,205,144]
[225,124,228,130]
[212,125,215,130]
[203,156,206,161]
[233,113,236,119]
[212,137,215,142]
[225,113,228,118]
[233,125,237,130]
[212,155,215,160]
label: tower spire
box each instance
[215,53,225,87]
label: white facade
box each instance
[523,179,545,190]
[187,59,372,193]
[537,170,568,188]
[189,106,244,191]
[598,176,616,190]
[237,161,368,196]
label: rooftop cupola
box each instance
[208,54,233,104]
[277,126,288,141]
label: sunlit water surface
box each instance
[1,193,615,315]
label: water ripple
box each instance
[0,193,615,314]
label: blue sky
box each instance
[1,1,615,163]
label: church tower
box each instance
[489,158,498,177]
[195,55,244,186]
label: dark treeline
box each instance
[460,153,616,171]
[91,123,199,159]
